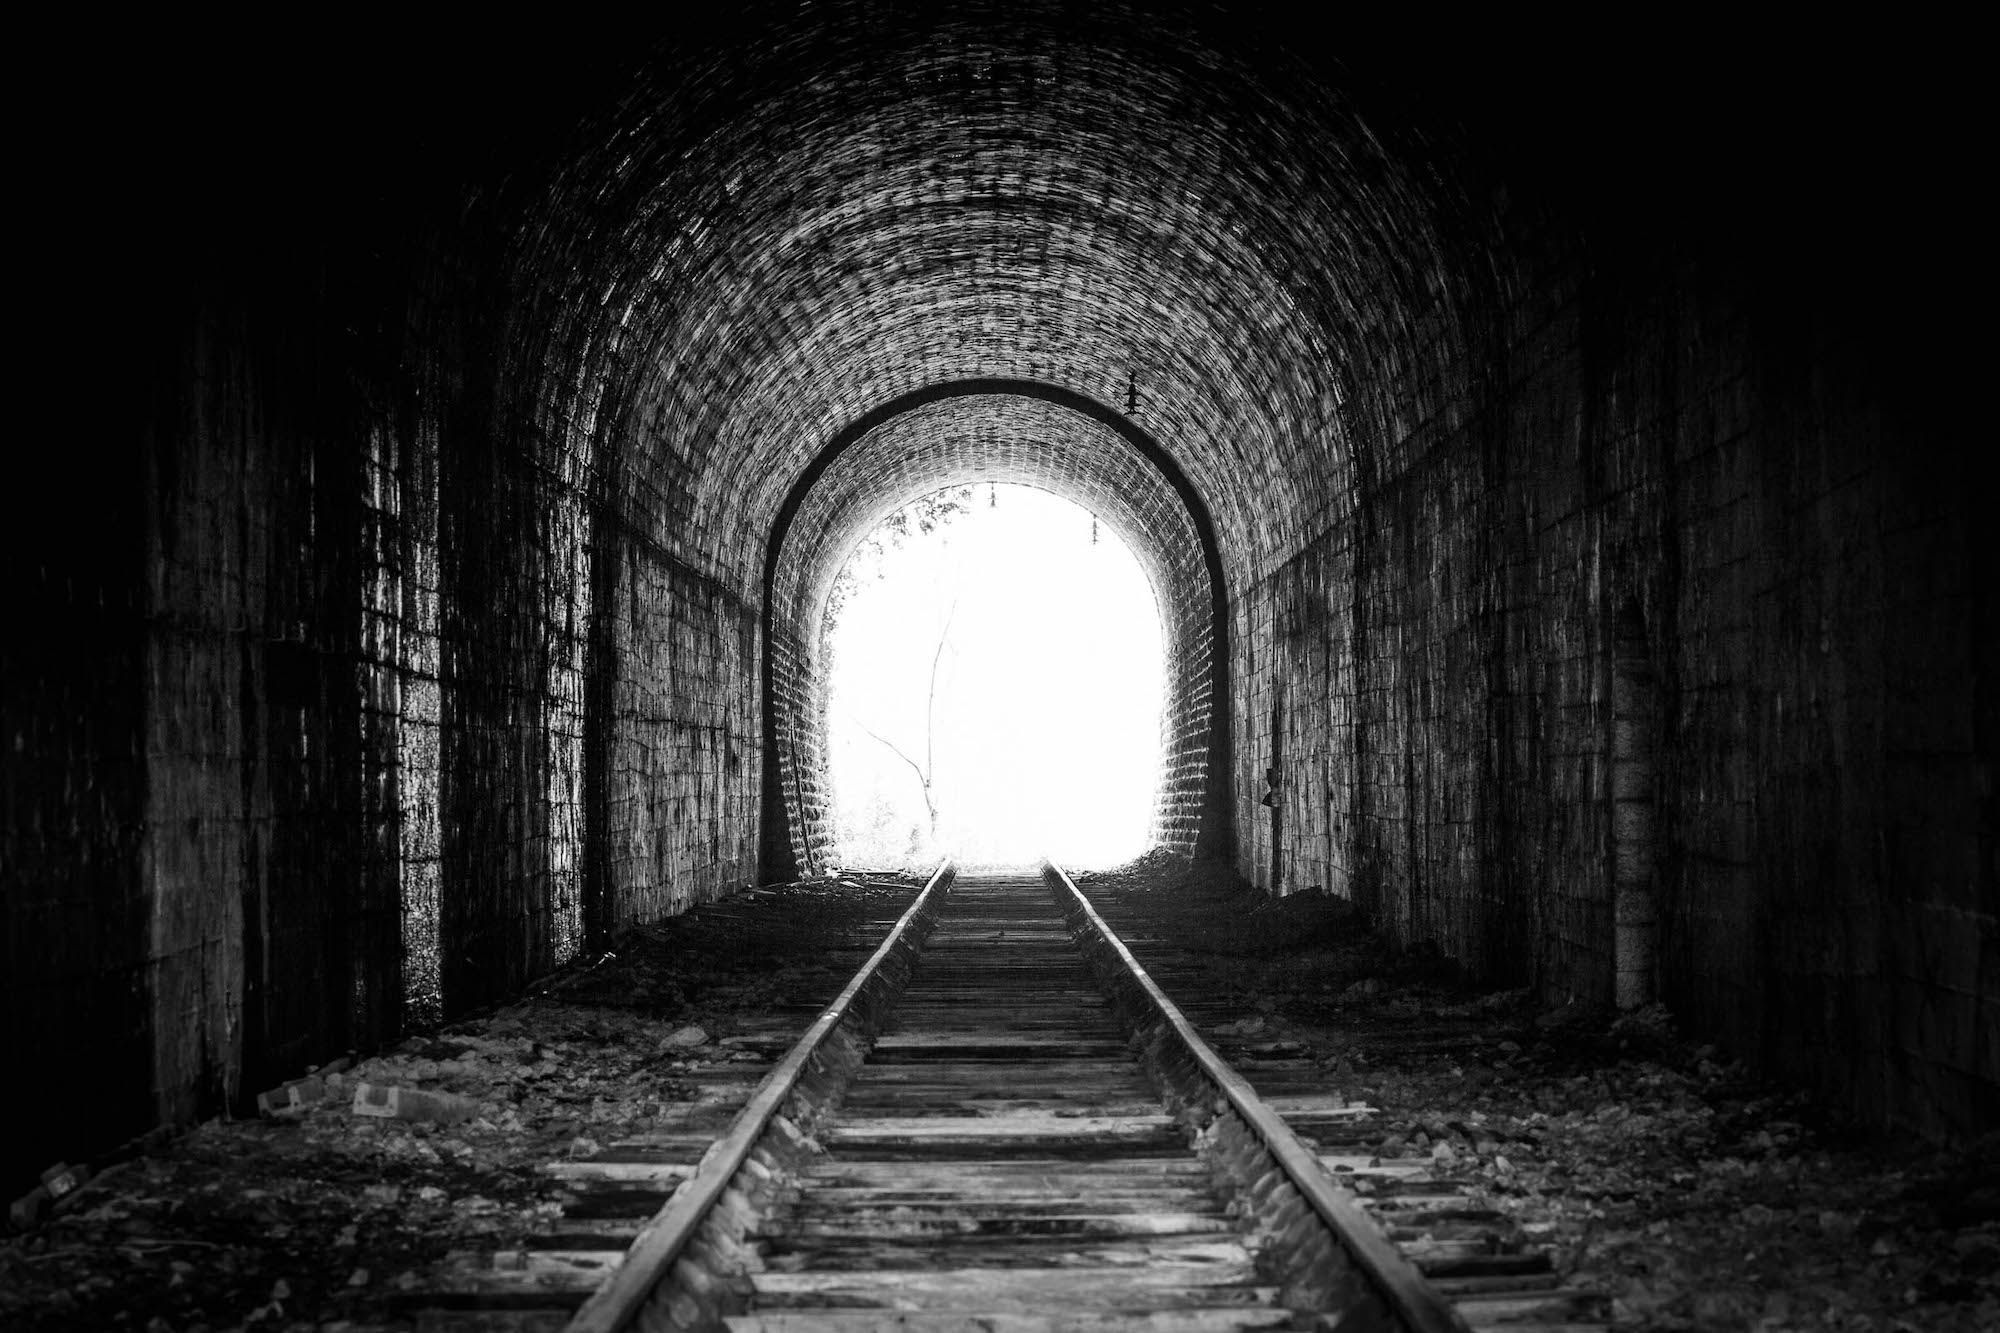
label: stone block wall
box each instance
[3,432,154,1201]
[3,108,759,1187]
[763,623,831,882]
[0,250,461,1192]
[601,540,761,921]
[1231,217,1992,1140]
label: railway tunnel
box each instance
[6,2,1990,1234]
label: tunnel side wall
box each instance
[1235,238,1992,1140]
[597,540,762,924]
[4,415,155,1201]
[1155,581,1224,857]
[4,259,455,1186]
[763,622,831,880]
[3,219,642,1187]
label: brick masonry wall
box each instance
[3,432,154,1195]
[1231,209,1992,1139]
[4,254,472,1176]
[6,82,625,1180]
[765,623,830,882]
[600,538,761,919]
[12,11,1989,1192]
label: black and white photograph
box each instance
[4,6,1989,1330]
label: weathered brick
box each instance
[6,8,1987,1204]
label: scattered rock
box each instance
[659,1024,710,1050]
[1210,1016,1267,1037]
[350,1083,480,1125]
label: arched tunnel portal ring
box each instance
[758,378,1235,882]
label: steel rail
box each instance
[1045,858,1472,1333]
[564,859,954,1333]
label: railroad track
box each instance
[1079,876,1615,1333]
[406,863,1602,1331]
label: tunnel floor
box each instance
[3,864,1995,1331]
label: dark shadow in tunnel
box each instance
[760,379,1234,883]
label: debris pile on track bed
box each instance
[1075,852,2000,1333]
[0,876,920,1333]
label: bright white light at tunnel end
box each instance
[825,484,1165,874]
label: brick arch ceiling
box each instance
[513,1,1466,593]
[770,389,1211,642]
[503,2,1473,876]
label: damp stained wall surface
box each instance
[1234,248,1992,1140]
[4,12,1992,1191]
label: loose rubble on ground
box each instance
[7,860,1994,1332]
[1079,851,2000,1333]
[0,877,919,1332]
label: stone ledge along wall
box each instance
[7,10,1990,1197]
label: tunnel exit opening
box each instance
[823,484,1164,871]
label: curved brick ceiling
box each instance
[512,1,1468,596]
[773,393,1204,637]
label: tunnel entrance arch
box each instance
[759,380,1233,883]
